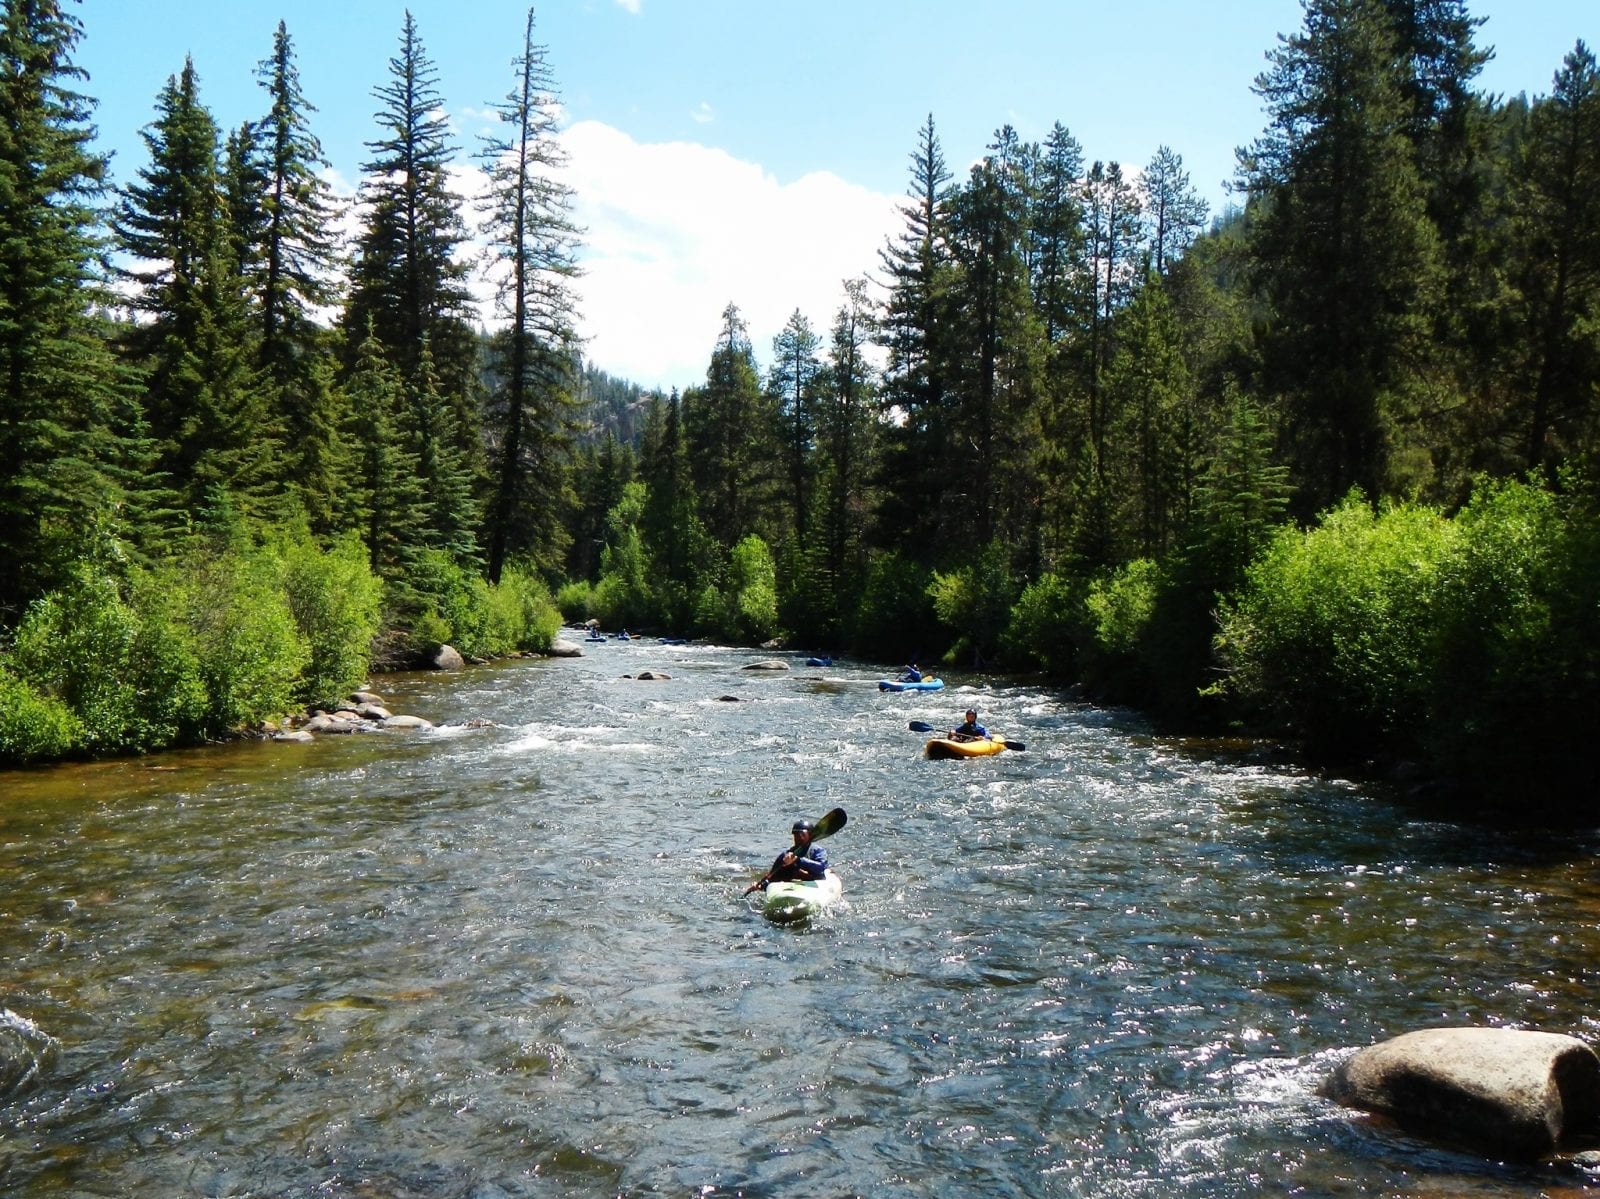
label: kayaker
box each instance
[744,819,830,894]
[900,662,922,682]
[950,707,988,742]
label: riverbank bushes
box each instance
[1210,478,1600,800]
[0,535,562,765]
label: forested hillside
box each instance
[1,0,1596,812]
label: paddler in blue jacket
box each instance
[950,707,988,742]
[744,819,829,894]
[900,661,922,682]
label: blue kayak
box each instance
[805,656,833,667]
[879,677,944,692]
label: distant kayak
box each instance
[805,656,833,667]
[925,736,1006,760]
[761,870,844,923]
[879,678,944,692]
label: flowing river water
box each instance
[3,640,1600,1197]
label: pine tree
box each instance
[113,57,266,525]
[817,277,878,619]
[945,125,1044,559]
[1509,41,1600,474]
[478,6,583,582]
[251,21,340,388]
[344,327,423,579]
[1141,145,1209,275]
[408,339,482,561]
[1029,121,1093,571]
[685,303,771,549]
[1082,160,1144,489]
[1239,0,1442,511]
[768,309,823,539]
[874,113,956,560]
[1102,271,1195,557]
[639,388,707,628]
[342,11,479,455]
[0,0,148,620]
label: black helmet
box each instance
[792,819,813,834]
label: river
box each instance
[2,640,1598,1197]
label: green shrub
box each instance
[729,535,779,642]
[0,670,82,762]
[279,533,383,708]
[492,565,562,653]
[165,556,307,733]
[1425,477,1599,793]
[10,569,146,752]
[929,540,1016,667]
[402,550,490,657]
[1003,572,1082,675]
[1215,493,1455,753]
[555,578,596,623]
[1075,559,1160,696]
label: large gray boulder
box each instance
[742,659,790,671]
[430,644,466,671]
[1322,1027,1600,1160]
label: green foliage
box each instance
[487,564,562,653]
[593,481,657,628]
[555,578,596,623]
[1215,493,1455,753]
[393,552,561,659]
[1002,572,1082,675]
[728,534,779,642]
[278,533,384,708]
[1424,476,1600,793]
[0,0,145,624]
[11,570,152,753]
[688,535,779,644]
[852,551,939,658]
[928,540,1017,666]
[161,554,306,733]
[0,671,81,763]
[1079,559,1161,694]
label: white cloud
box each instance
[614,0,642,12]
[690,101,715,126]
[562,120,900,390]
[458,119,900,393]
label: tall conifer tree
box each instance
[685,303,770,549]
[768,309,823,540]
[1239,0,1442,510]
[478,6,583,582]
[251,21,339,386]
[114,57,265,525]
[0,0,147,620]
[946,126,1043,557]
[875,114,955,559]
[343,9,481,487]
[1509,41,1600,474]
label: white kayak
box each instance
[761,870,843,923]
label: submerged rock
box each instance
[1322,1027,1600,1160]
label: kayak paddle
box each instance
[908,720,1026,751]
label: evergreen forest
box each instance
[1,1,1597,816]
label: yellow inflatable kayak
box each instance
[925,736,1007,760]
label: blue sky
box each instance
[73,0,1595,391]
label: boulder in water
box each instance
[1321,1027,1600,1160]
